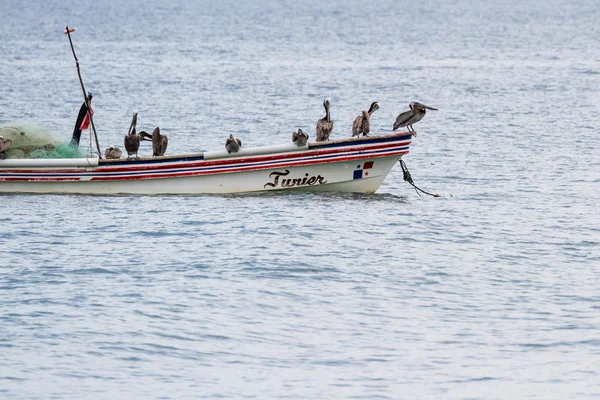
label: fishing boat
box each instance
[1,27,429,196]
[0,132,413,195]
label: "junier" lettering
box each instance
[264,170,327,188]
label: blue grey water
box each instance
[1,0,599,398]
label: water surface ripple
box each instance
[1,0,599,398]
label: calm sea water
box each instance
[1,0,599,398]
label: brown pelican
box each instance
[124,126,142,158]
[124,113,142,158]
[0,135,12,159]
[292,128,309,146]
[104,146,122,159]
[225,134,242,154]
[316,98,333,142]
[352,101,380,137]
[393,102,438,134]
[141,127,168,157]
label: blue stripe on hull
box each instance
[0,146,409,180]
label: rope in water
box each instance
[399,159,440,197]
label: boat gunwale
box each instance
[0,136,411,177]
[0,150,409,182]
[97,132,413,166]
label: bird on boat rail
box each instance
[225,134,242,154]
[316,98,333,142]
[0,135,12,159]
[393,102,438,135]
[352,101,380,137]
[104,146,122,159]
[124,112,143,158]
[140,127,168,157]
[292,128,309,146]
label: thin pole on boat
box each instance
[64,26,103,159]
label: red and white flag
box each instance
[80,107,94,130]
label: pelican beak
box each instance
[418,103,438,110]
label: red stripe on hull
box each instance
[90,150,410,181]
[0,177,81,182]
[0,141,411,175]
[0,150,408,182]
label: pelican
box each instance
[124,113,142,158]
[225,134,242,154]
[393,102,438,134]
[352,101,380,137]
[316,98,333,142]
[0,135,12,159]
[124,127,143,158]
[104,146,122,159]
[292,128,309,146]
[141,127,168,157]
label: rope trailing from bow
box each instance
[399,159,440,197]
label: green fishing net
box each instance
[0,123,86,159]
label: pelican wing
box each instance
[352,114,363,136]
[150,127,161,156]
[157,135,168,157]
[393,109,415,131]
[362,114,370,135]
[316,119,333,141]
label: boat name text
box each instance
[264,170,327,189]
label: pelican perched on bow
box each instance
[352,101,379,137]
[104,146,122,159]
[124,112,141,158]
[292,128,309,146]
[393,102,438,133]
[225,134,242,154]
[141,127,168,157]
[0,136,12,159]
[316,98,333,142]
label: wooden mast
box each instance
[64,26,102,159]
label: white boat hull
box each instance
[0,133,412,195]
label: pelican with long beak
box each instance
[316,98,333,142]
[0,135,12,159]
[292,128,309,146]
[393,102,438,134]
[140,127,168,157]
[225,134,242,154]
[352,101,380,137]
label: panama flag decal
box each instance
[353,161,374,180]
